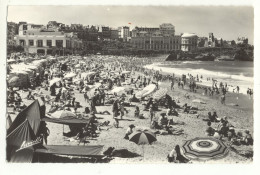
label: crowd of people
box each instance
[7,54,253,163]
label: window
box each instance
[56,40,63,48]
[47,40,52,47]
[37,40,43,47]
[29,40,34,46]
[23,25,27,30]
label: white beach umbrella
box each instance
[49,78,62,86]
[64,72,77,79]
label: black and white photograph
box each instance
[1,1,259,172]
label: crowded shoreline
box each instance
[6,54,253,163]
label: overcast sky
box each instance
[7,6,254,43]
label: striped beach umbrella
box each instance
[129,130,157,145]
[129,129,157,160]
[153,88,168,100]
[182,137,229,161]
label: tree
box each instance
[234,48,252,61]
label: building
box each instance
[15,23,82,55]
[131,35,181,51]
[208,33,216,47]
[101,26,111,40]
[70,24,83,30]
[159,23,175,36]
[18,22,45,36]
[237,37,248,45]
[131,27,159,37]
[119,26,130,42]
[47,21,65,31]
[110,29,119,40]
[197,37,208,47]
[181,33,198,52]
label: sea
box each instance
[144,61,254,95]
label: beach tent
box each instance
[7,100,42,136]
[6,119,43,163]
[7,118,103,162]
[43,115,90,125]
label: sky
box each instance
[7,6,254,44]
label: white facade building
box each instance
[15,23,82,55]
[181,33,198,52]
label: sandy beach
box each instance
[7,56,254,163]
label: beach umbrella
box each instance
[153,88,168,100]
[75,64,81,68]
[135,90,149,99]
[64,72,77,79]
[81,72,96,79]
[192,99,206,104]
[50,110,76,119]
[7,59,16,63]
[49,78,62,87]
[129,129,157,160]
[122,71,131,74]
[182,137,229,161]
[111,87,126,94]
[8,76,19,84]
[129,129,157,145]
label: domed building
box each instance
[181,33,198,52]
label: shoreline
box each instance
[144,61,253,95]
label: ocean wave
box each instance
[145,64,253,83]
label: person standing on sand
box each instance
[149,106,154,122]
[171,81,174,90]
[236,86,240,93]
[221,93,226,105]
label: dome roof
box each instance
[181,33,197,38]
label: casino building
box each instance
[14,23,82,55]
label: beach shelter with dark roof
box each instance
[7,100,42,136]
[6,119,43,162]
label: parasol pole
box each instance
[63,124,65,141]
[142,144,144,162]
